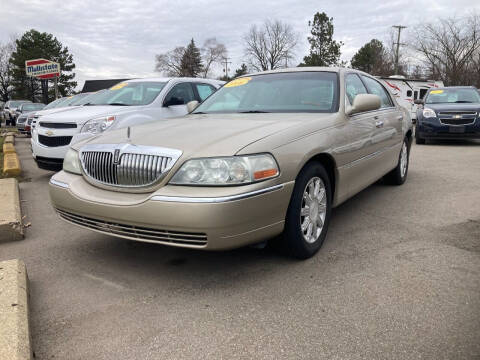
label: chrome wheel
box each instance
[400,141,408,178]
[300,177,327,244]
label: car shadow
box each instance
[425,139,480,146]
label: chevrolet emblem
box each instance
[45,130,54,136]
[453,114,462,119]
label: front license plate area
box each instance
[449,126,465,133]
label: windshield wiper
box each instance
[108,102,130,106]
[192,111,206,114]
[82,103,97,106]
[454,101,473,103]
[238,110,270,113]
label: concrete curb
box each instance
[3,143,16,154]
[0,178,24,242]
[5,135,15,145]
[3,152,21,177]
[0,259,32,360]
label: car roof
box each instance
[244,66,346,77]
[432,86,477,90]
[126,77,224,84]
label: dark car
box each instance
[414,86,480,144]
[16,103,45,133]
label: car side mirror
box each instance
[414,99,424,105]
[5,106,9,109]
[186,100,199,113]
[164,96,184,107]
[346,94,381,115]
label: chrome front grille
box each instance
[56,209,207,246]
[79,143,182,188]
[438,111,477,126]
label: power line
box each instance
[392,25,407,75]
[221,57,232,78]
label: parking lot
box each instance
[1,136,479,359]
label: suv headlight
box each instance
[422,108,436,118]
[80,115,116,134]
[170,154,279,186]
[63,148,82,175]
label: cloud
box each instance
[1,0,479,90]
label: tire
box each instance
[415,125,425,144]
[385,137,410,185]
[281,162,332,259]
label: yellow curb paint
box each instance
[5,135,15,144]
[3,152,21,177]
[3,142,16,154]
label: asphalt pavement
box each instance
[1,136,479,360]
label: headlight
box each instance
[80,115,116,134]
[170,154,279,186]
[422,108,436,118]
[63,148,82,175]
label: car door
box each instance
[361,75,403,171]
[161,82,196,118]
[339,73,382,196]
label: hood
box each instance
[38,105,142,124]
[34,106,80,117]
[72,113,324,158]
[424,103,480,112]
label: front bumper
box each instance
[31,130,70,169]
[49,171,294,250]
[417,119,480,139]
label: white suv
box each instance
[32,77,224,170]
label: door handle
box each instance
[375,120,384,128]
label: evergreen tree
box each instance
[351,39,392,75]
[234,63,248,78]
[180,39,203,77]
[9,29,76,102]
[299,12,343,67]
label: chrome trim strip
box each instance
[338,142,401,170]
[49,178,69,189]
[151,184,286,203]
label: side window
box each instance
[361,76,394,108]
[195,84,217,101]
[163,83,195,106]
[414,90,418,100]
[345,74,368,105]
[406,90,412,97]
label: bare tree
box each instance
[412,15,480,85]
[243,20,298,71]
[0,37,17,102]
[201,38,227,78]
[155,47,186,77]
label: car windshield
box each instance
[69,91,105,106]
[10,100,30,108]
[44,97,68,109]
[21,103,44,111]
[84,82,167,106]
[425,88,480,104]
[58,93,91,107]
[193,72,339,114]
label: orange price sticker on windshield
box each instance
[225,77,251,88]
[430,90,443,94]
[110,82,128,90]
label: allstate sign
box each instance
[25,59,60,79]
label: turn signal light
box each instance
[254,169,278,180]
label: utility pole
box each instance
[221,57,232,79]
[392,25,407,75]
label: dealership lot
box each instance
[1,137,479,359]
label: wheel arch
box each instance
[299,153,337,201]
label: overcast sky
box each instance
[2,0,479,90]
